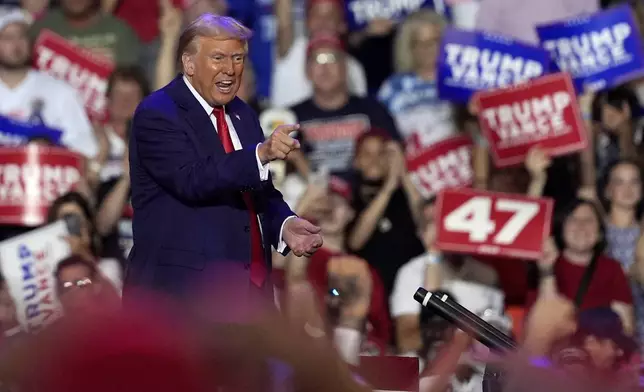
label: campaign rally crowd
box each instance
[3,0,644,391]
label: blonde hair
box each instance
[176,14,253,70]
[393,9,447,73]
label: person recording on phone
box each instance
[282,174,391,362]
[47,192,123,294]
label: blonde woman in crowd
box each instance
[378,10,456,157]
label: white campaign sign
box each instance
[0,221,70,332]
[444,196,539,244]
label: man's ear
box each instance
[182,53,195,77]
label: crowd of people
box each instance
[2,0,644,391]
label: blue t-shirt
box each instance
[378,73,456,152]
[229,0,276,101]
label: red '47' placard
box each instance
[435,188,553,260]
[477,72,587,167]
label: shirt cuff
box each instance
[255,143,270,181]
[277,215,297,254]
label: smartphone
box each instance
[63,213,82,236]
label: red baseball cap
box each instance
[306,33,346,59]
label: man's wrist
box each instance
[256,142,269,165]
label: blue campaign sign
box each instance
[0,115,63,147]
[537,5,644,92]
[344,0,446,32]
[436,28,551,103]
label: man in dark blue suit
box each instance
[125,14,323,302]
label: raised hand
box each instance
[525,146,551,180]
[257,124,301,164]
[159,0,183,40]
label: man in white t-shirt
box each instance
[272,0,367,108]
[0,7,97,157]
[390,198,505,356]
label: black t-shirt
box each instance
[96,177,132,264]
[291,96,400,173]
[348,31,395,95]
[348,186,425,298]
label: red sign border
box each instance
[477,72,589,168]
[34,29,115,69]
[435,187,554,260]
[0,145,85,227]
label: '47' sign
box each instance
[435,188,553,259]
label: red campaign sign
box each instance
[32,29,114,122]
[406,135,473,198]
[435,188,553,260]
[356,356,419,391]
[0,146,84,226]
[477,72,588,168]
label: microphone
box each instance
[414,287,516,353]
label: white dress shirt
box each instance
[183,76,294,253]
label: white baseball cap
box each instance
[0,7,32,33]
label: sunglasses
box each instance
[313,53,338,65]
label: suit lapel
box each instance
[227,98,257,149]
[166,75,225,157]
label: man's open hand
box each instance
[283,217,323,257]
[258,124,300,164]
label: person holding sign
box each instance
[378,10,457,157]
[126,15,322,302]
[526,199,634,335]
[0,8,97,157]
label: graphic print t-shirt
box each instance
[378,73,457,156]
[291,96,400,172]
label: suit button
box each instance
[244,226,250,232]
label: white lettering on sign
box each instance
[349,0,424,24]
[444,196,539,244]
[409,145,472,198]
[481,91,572,147]
[542,22,632,76]
[444,44,544,89]
[35,46,108,115]
[0,164,81,205]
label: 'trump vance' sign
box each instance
[0,221,70,333]
[345,0,436,31]
[537,5,644,91]
[33,30,114,122]
[0,146,84,226]
[406,135,473,198]
[437,28,550,103]
[477,73,587,167]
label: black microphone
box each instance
[414,287,516,353]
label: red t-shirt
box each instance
[272,249,392,347]
[306,248,392,347]
[526,255,633,310]
[115,0,185,43]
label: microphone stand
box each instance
[414,288,516,392]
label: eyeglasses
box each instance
[313,53,338,65]
[60,278,93,292]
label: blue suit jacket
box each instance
[124,75,294,297]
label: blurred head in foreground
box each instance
[55,256,119,315]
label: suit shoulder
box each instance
[135,88,178,117]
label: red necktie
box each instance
[212,106,267,287]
